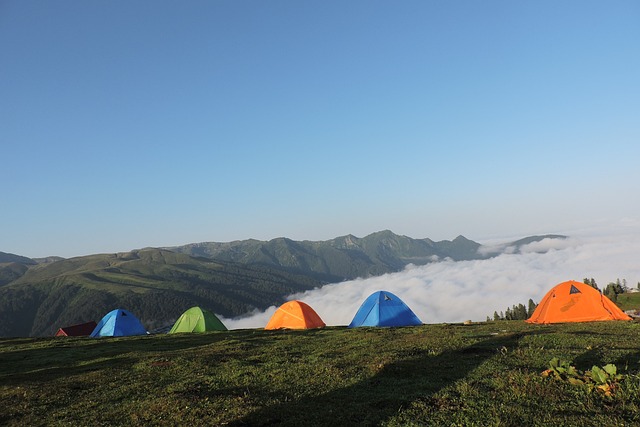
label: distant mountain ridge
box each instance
[167,231,567,282]
[0,231,567,337]
[0,251,36,265]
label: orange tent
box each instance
[265,300,326,330]
[526,280,632,324]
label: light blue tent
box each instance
[90,308,148,337]
[348,291,422,328]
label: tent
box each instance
[169,306,227,333]
[526,280,632,324]
[55,321,97,337]
[265,300,326,330]
[90,309,148,337]
[348,290,422,328]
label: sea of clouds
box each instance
[220,219,640,329]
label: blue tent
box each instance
[90,309,148,337]
[348,291,422,328]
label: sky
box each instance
[1,1,639,258]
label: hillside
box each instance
[0,251,36,265]
[0,232,567,337]
[168,231,566,281]
[0,262,31,286]
[1,321,639,426]
[0,249,323,337]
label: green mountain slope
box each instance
[168,231,563,281]
[0,249,322,337]
[0,231,567,337]
[0,262,31,286]
[0,251,36,265]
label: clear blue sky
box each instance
[2,1,639,258]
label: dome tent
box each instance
[349,290,422,328]
[90,309,148,337]
[265,300,326,330]
[169,306,227,333]
[526,280,632,324]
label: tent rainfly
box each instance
[169,306,227,333]
[55,321,97,337]
[90,309,148,337]
[265,300,326,330]
[349,290,422,328]
[526,280,632,324]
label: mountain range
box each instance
[0,231,565,337]
[166,230,565,282]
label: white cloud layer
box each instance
[221,220,640,329]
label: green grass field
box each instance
[616,291,640,312]
[2,321,640,426]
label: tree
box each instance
[583,277,598,290]
[515,303,528,320]
[492,300,537,321]
[527,299,537,318]
[605,283,619,302]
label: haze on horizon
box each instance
[1,1,639,259]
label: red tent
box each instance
[55,321,97,337]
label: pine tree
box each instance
[516,303,528,320]
[505,307,512,320]
[605,283,619,301]
[527,299,537,317]
[583,277,599,290]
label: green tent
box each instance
[169,306,227,333]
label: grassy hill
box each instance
[615,291,640,311]
[0,249,323,337]
[0,232,569,338]
[168,231,566,282]
[0,251,36,265]
[1,320,640,426]
[0,262,30,286]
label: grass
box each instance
[616,291,640,311]
[2,321,640,426]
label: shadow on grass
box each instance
[614,350,640,372]
[573,347,608,370]
[0,331,246,384]
[230,332,528,426]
